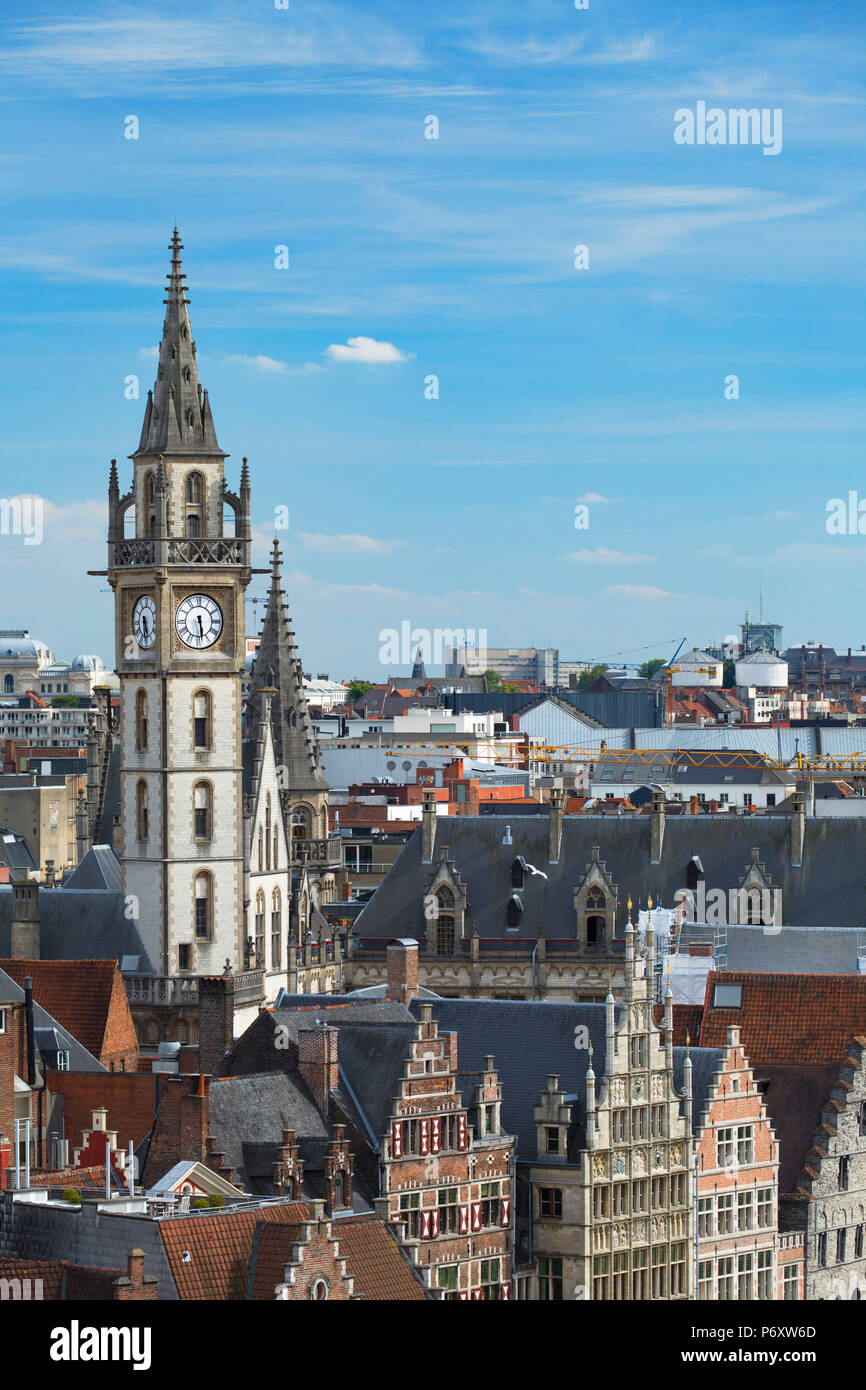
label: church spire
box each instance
[246,539,329,795]
[133,227,225,459]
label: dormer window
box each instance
[686,855,704,893]
[511,857,526,891]
[585,886,606,946]
[545,1127,560,1154]
[506,895,523,930]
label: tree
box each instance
[723,660,736,688]
[483,669,502,691]
[347,679,374,702]
[51,694,82,708]
[638,658,666,681]
[500,681,522,693]
[577,664,607,689]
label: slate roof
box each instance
[672,1045,726,1136]
[0,831,37,873]
[158,1201,308,1300]
[352,811,866,940]
[0,883,153,971]
[208,1072,329,1191]
[63,845,121,893]
[756,1063,843,1194]
[0,958,129,1063]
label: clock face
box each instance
[132,595,156,649]
[175,593,223,649]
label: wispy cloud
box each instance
[222,353,321,375]
[562,547,655,564]
[602,584,671,599]
[325,336,413,365]
[297,532,409,556]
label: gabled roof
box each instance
[159,1202,308,1300]
[0,958,136,1064]
[0,966,105,1073]
[326,1215,429,1300]
[63,845,121,893]
[693,971,866,1066]
[208,1072,329,1191]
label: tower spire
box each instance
[246,539,329,795]
[132,227,225,460]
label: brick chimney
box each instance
[386,938,419,1005]
[298,1026,339,1114]
[198,969,235,1076]
[650,790,665,864]
[113,1249,158,1301]
[548,788,563,863]
[10,873,39,959]
[421,790,437,862]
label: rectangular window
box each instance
[195,897,209,938]
[538,1257,563,1302]
[56,1051,70,1072]
[737,1190,754,1232]
[630,1035,647,1069]
[539,1187,563,1219]
[612,1183,627,1217]
[399,1192,420,1238]
[817,1232,827,1266]
[717,1193,733,1235]
[737,1253,753,1300]
[670,1173,685,1207]
[717,1127,734,1169]
[592,1186,610,1221]
[856,1225,864,1259]
[717,1255,734,1301]
[178,944,191,972]
[592,1255,610,1300]
[612,1110,627,1143]
[757,1187,773,1228]
[438,1188,459,1235]
[479,1259,501,1301]
[698,1196,713,1237]
[698,1260,713,1301]
[632,1248,647,1300]
[436,1265,459,1300]
[837,1228,846,1264]
[839,1155,850,1191]
[0,1007,6,1034]
[271,912,281,969]
[651,1104,666,1139]
[756,1250,772,1301]
[612,1252,628,1301]
[545,1126,560,1154]
[670,1242,686,1297]
[782,1265,799,1300]
[650,1246,667,1299]
[631,1107,648,1142]
[632,1179,648,1214]
[737,1125,754,1165]
[651,1176,667,1210]
[480,1181,501,1228]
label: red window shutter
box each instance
[500,1197,511,1227]
[459,1291,469,1301]
[420,1209,432,1239]
[459,1204,469,1234]
[457,1114,468,1150]
[472,1288,482,1301]
[431,1117,441,1153]
[471,1201,482,1232]
[430,1209,440,1238]
[392,1121,403,1159]
[420,1119,429,1155]
[501,1283,511,1300]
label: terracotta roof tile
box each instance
[332,1216,428,1301]
[0,958,138,1064]
[159,1201,309,1300]
[0,1257,126,1300]
[696,971,866,1066]
[30,1164,121,1190]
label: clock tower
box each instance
[106,229,254,981]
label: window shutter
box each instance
[459,1291,469,1300]
[500,1197,511,1227]
[472,1288,482,1300]
[471,1201,482,1232]
[459,1204,469,1235]
[430,1209,440,1238]
[501,1283,511,1300]
[420,1119,430,1155]
[391,1121,403,1159]
[420,1209,432,1239]
[457,1114,468,1150]
[431,1117,441,1153]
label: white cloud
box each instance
[296,532,408,556]
[325,336,413,365]
[139,345,159,360]
[602,584,671,599]
[221,353,321,376]
[562,547,655,564]
[576,492,622,504]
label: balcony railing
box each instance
[112,537,247,568]
[292,837,343,867]
[124,969,265,1009]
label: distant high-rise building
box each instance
[444,645,586,685]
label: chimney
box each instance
[386,939,419,1006]
[548,788,563,863]
[790,787,806,866]
[421,789,437,862]
[44,860,55,889]
[197,969,235,1077]
[298,1026,339,1114]
[650,790,665,864]
[10,874,39,959]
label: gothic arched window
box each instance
[194,872,213,939]
[186,472,203,505]
[272,822,279,870]
[258,825,264,872]
[585,885,606,946]
[254,889,265,965]
[136,779,149,841]
[435,886,456,955]
[193,781,212,841]
[292,807,311,842]
[271,887,282,969]
[135,688,148,751]
[193,690,211,749]
[144,473,155,507]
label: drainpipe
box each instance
[531,941,538,1000]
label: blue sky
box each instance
[0,0,864,676]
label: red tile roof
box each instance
[695,971,866,1066]
[0,1257,127,1300]
[30,1165,121,1191]
[332,1216,428,1301]
[0,958,138,1065]
[159,1201,309,1300]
